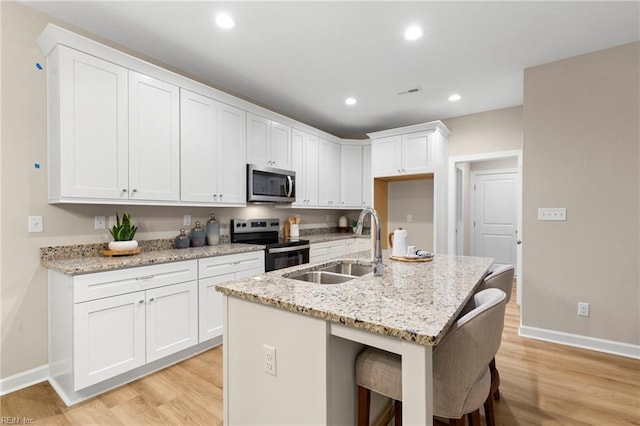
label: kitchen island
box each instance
[216,251,493,425]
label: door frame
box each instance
[447,150,523,305]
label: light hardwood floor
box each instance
[2,284,639,425]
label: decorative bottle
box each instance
[174,228,190,249]
[190,221,206,247]
[206,213,220,245]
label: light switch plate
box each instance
[538,208,567,221]
[28,216,43,233]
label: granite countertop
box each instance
[41,244,265,275]
[216,251,494,346]
[40,232,364,275]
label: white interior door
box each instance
[471,171,518,269]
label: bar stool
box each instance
[355,288,507,425]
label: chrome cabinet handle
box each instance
[136,275,154,281]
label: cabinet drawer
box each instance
[199,251,265,278]
[74,260,197,303]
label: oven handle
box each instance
[286,175,293,197]
[268,244,310,254]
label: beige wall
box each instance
[522,42,640,345]
[443,106,523,157]
[0,2,361,380]
[388,179,434,252]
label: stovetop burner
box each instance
[230,218,309,247]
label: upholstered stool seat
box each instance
[355,288,507,426]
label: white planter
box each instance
[108,240,138,251]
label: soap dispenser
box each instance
[206,213,220,246]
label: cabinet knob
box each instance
[219,194,223,198]
[149,297,155,303]
[122,189,128,193]
[139,299,144,304]
[132,189,138,193]
[213,194,217,198]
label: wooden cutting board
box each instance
[389,255,433,263]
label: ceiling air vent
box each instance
[398,86,422,96]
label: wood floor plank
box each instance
[1,287,639,425]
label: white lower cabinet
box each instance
[346,237,371,255]
[198,251,265,343]
[310,240,347,263]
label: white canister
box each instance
[338,216,347,227]
[290,224,300,237]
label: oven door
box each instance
[265,245,310,272]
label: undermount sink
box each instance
[286,270,355,284]
[283,260,373,285]
[318,261,373,277]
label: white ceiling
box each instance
[24,1,640,139]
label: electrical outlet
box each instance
[407,214,413,223]
[183,215,192,226]
[577,302,590,317]
[263,344,277,376]
[94,215,106,230]
[28,216,43,233]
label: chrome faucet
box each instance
[355,207,383,276]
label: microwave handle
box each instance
[286,175,293,197]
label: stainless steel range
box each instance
[230,218,310,272]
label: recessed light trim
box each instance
[216,13,236,29]
[345,97,357,106]
[448,94,462,102]
[404,26,423,41]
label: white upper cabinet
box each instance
[291,129,319,207]
[46,45,181,203]
[318,139,341,207]
[340,142,372,208]
[340,144,364,208]
[128,71,180,202]
[247,113,292,169]
[371,131,432,178]
[181,89,246,205]
[49,46,129,202]
[362,144,372,207]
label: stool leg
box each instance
[394,400,402,426]
[490,357,501,400]
[358,386,371,426]
[484,392,496,426]
[466,409,481,426]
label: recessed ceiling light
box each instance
[404,26,423,41]
[216,13,236,29]
[448,94,462,102]
[345,97,357,106]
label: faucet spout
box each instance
[355,207,383,276]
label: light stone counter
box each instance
[41,243,265,275]
[216,251,493,346]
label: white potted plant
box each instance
[108,212,138,251]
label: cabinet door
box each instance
[371,136,401,177]
[246,113,270,166]
[146,281,198,362]
[292,130,319,207]
[180,89,218,203]
[216,103,247,204]
[56,46,128,200]
[362,144,372,207]
[129,71,180,201]
[74,291,146,390]
[199,273,234,342]
[401,131,432,174]
[270,121,292,169]
[318,139,341,207]
[340,145,363,208]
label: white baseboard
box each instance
[0,364,49,396]
[519,326,640,359]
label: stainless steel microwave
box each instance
[247,164,296,203]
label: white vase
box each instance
[108,240,138,251]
